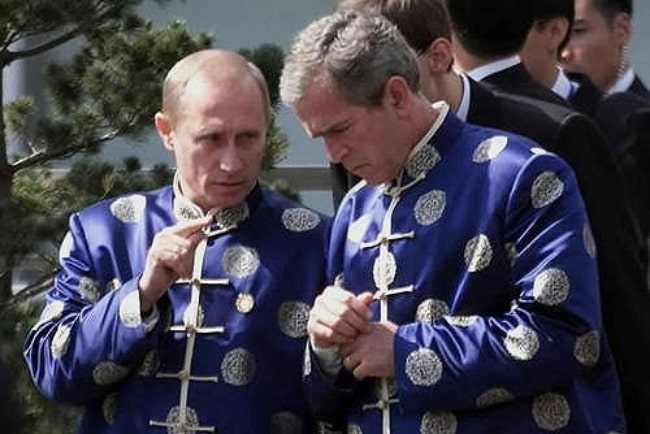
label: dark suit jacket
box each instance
[480,63,568,106]
[629,75,650,100]
[594,92,650,247]
[472,76,650,434]
[566,72,604,118]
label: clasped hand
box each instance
[307,285,397,379]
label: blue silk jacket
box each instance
[305,105,625,433]
[24,181,331,434]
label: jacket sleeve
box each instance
[23,212,162,405]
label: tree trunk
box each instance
[0,70,17,302]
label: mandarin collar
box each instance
[171,171,261,228]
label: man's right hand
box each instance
[138,216,212,313]
[307,285,374,349]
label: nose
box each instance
[560,46,574,64]
[219,143,244,173]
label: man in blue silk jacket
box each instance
[280,10,624,433]
[24,49,331,434]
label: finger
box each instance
[307,318,354,346]
[357,291,375,307]
[168,215,213,237]
[343,355,360,372]
[323,287,373,329]
[314,308,361,340]
[313,297,369,336]
[352,363,367,380]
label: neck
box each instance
[407,97,442,151]
[438,71,463,112]
[533,64,560,89]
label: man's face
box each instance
[561,0,627,90]
[292,75,406,185]
[166,75,267,210]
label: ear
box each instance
[549,18,570,52]
[612,12,632,45]
[154,111,174,151]
[421,37,454,74]
[383,75,412,114]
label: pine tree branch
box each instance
[4,6,126,64]
[0,271,55,307]
[10,124,133,175]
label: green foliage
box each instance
[0,2,297,432]
[239,43,285,108]
[1,300,81,434]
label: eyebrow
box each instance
[312,120,351,139]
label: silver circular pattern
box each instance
[414,190,446,226]
[405,348,443,386]
[347,423,362,434]
[420,411,458,434]
[119,290,142,328]
[445,315,478,327]
[278,301,310,338]
[574,330,600,367]
[532,392,571,431]
[531,171,564,209]
[476,388,515,408]
[183,304,205,328]
[106,277,122,292]
[464,234,493,272]
[406,144,441,179]
[211,203,249,229]
[347,214,372,244]
[472,135,508,163]
[138,350,160,377]
[505,325,540,361]
[282,208,321,232]
[221,347,256,386]
[51,323,72,359]
[415,299,449,323]
[109,194,146,223]
[102,393,117,425]
[93,361,129,386]
[222,245,260,278]
[173,200,201,222]
[271,411,303,434]
[533,268,570,306]
[35,300,65,329]
[373,252,397,289]
[78,276,100,303]
[236,293,256,313]
[165,406,200,434]
[583,223,597,258]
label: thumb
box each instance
[357,291,374,306]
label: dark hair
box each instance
[337,0,451,54]
[445,0,535,57]
[532,0,574,54]
[593,0,633,19]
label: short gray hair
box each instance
[279,10,420,107]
